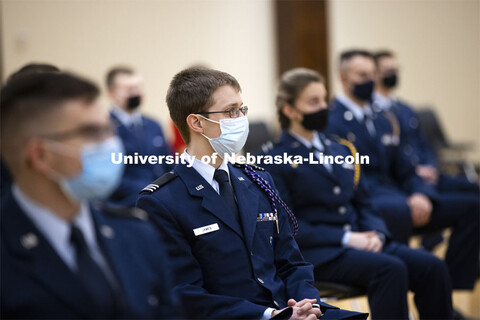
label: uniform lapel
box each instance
[229,164,260,251]
[89,206,129,313]
[335,101,383,168]
[282,131,338,184]
[319,136,341,184]
[2,196,92,317]
[175,164,244,239]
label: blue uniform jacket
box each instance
[326,98,437,199]
[1,192,175,319]
[385,100,437,167]
[0,158,12,200]
[137,163,330,319]
[383,100,479,192]
[263,131,390,266]
[108,112,173,207]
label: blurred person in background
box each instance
[373,49,480,257]
[326,49,479,293]
[373,50,479,193]
[106,66,173,207]
[263,67,453,320]
[1,63,60,200]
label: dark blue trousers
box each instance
[314,243,453,319]
[370,185,479,289]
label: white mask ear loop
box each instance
[196,114,220,140]
[197,114,220,123]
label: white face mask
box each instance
[198,115,249,158]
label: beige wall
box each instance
[328,0,480,161]
[2,0,478,161]
[1,0,277,141]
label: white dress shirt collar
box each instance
[111,105,142,127]
[181,150,230,193]
[373,92,395,110]
[337,93,373,122]
[290,131,325,151]
[12,184,98,270]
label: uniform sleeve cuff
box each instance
[261,307,276,320]
[377,232,386,245]
[341,231,351,247]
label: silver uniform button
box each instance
[343,224,351,231]
[344,111,354,121]
[257,278,264,284]
[152,136,164,147]
[409,118,418,129]
[20,233,38,250]
[347,132,356,142]
[333,186,341,195]
[148,295,159,306]
[338,206,347,215]
[101,225,115,239]
[381,134,391,145]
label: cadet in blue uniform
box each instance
[372,50,479,194]
[325,50,479,290]
[137,67,367,320]
[0,72,175,319]
[106,66,173,207]
[1,158,12,200]
[373,50,480,253]
[263,68,453,319]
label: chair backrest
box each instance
[415,107,449,150]
[243,121,274,154]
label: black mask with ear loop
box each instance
[300,108,329,132]
[352,80,375,101]
[127,95,141,110]
[382,73,398,88]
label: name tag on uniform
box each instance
[193,223,219,236]
[257,213,277,222]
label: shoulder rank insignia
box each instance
[93,202,149,221]
[233,163,265,171]
[139,172,177,194]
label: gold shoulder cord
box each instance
[336,138,360,188]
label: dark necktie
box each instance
[214,169,240,224]
[315,135,334,173]
[131,119,146,153]
[70,225,116,318]
[364,113,376,137]
[311,144,333,173]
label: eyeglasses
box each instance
[41,123,115,142]
[198,105,248,118]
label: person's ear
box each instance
[107,87,116,99]
[339,71,348,85]
[25,138,51,174]
[186,114,205,134]
[282,104,300,121]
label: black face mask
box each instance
[301,108,329,132]
[352,80,375,102]
[126,95,142,110]
[382,73,398,89]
